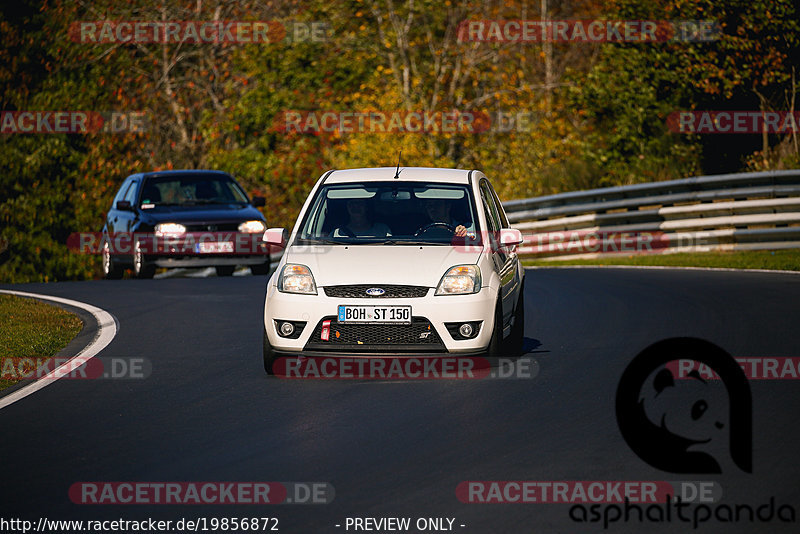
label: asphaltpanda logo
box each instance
[581,339,796,530]
[616,337,752,474]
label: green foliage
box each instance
[569,45,703,185]
[572,0,799,182]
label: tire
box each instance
[133,239,155,279]
[216,265,236,277]
[484,298,504,360]
[506,289,525,358]
[101,241,124,280]
[263,327,277,375]
[250,263,271,276]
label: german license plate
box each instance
[195,241,234,253]
[338,305,411,324]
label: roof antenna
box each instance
[394,149,402,179]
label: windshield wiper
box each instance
[297,238,349,245]
[379,240,446,246]
[181,199,224,205]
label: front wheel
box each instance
[133,239,155,279]
[263,327,277,375]
[102,241,124,279]
[484,298,504,360]
[506,289,525,358]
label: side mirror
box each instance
[499,228,523,247]
[263,227,288,248]
[116,200,132,211]
[252,196,266,207]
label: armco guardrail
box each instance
[502,170,800,260]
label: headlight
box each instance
[435,265,481,295]
[238,220,266,233]
[154,223,187,237]
[278,264,317,294]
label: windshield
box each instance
[139,174,249,207]
[295,181,482,245]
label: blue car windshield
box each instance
[295,181,482,245]
[139,175,249,206]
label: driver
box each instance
[422,198,470,237]
[332,198,392,237]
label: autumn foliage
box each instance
[1,0,797,281]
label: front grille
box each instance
[305,316,445,352]
[323,285,429,298]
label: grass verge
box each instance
[523,249,800,272]
[0,294,83,391]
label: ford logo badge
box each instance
[366,287,385,296]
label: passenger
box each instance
[332,198,392,238]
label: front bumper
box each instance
[136,232,270,267]
[264,283,496,354]
[153,256,268,267]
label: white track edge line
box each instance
[0,290,118,410]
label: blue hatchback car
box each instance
[101,170,271,278]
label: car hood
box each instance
[283,245,482,287]
[142,204,264,224]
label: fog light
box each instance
[280,322,295,337]
[459,323,473,338]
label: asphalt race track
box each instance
[1,267,799,533]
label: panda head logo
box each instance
[645,367,727,445]
[616,337,752,474]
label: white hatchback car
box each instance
[261,167,525,374]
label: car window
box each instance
[123,181,138,204]
[480,180,508,261]
[140,175,248,206]
[481,197,498,233]
[296,181,481,245]
[487,181,510,228]
[480,180,502,231]
[113,179,133,206]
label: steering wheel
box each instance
[336,226,356,238]
[414,222,456,237]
